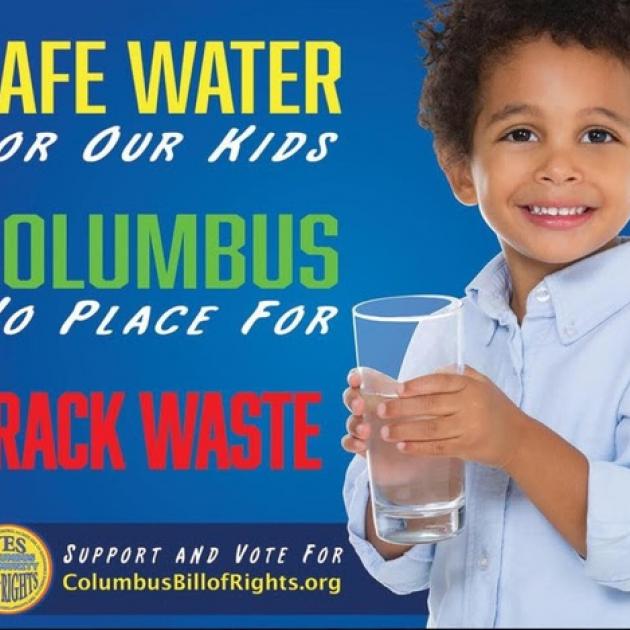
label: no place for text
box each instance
[0,298,338,336]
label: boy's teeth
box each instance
[529,206,587,216]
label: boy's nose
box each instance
[534,151,583,185]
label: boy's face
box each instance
[443,35,630,265]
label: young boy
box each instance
[342,1,630,627]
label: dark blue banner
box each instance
[19,523,428,617]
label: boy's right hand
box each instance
[341,368,371,457]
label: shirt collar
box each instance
[465,237,630,346]
[465,253,514,345]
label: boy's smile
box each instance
[442,35,630,269]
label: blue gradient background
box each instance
[1,0,508,627]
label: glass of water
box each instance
[352,295,465,544]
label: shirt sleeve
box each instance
[583,399,630,591]
[343,454,434,595]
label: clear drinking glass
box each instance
[352,295,465,544]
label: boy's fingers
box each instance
[347,369,362,388]
[462,365,486,382]
[400,372,467,397]
[380,416,462,443]
[354,367,401,395]
[346,414,371,439]
[377,393,457,419]
[342,387,364,413]
[341,434,367,456]
[397,438,459,457]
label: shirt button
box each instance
[479,553,489,570]
[534,286,551,303]
[564,323,577,338]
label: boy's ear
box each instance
[434,143,478,207]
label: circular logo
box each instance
[0,525,52,614]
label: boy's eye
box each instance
[581,129,617,144]
[502,128,538,143]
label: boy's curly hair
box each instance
[418,0,630,159]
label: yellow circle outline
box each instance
[0,524,53,615]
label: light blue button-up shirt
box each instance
[343,239,630,628]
